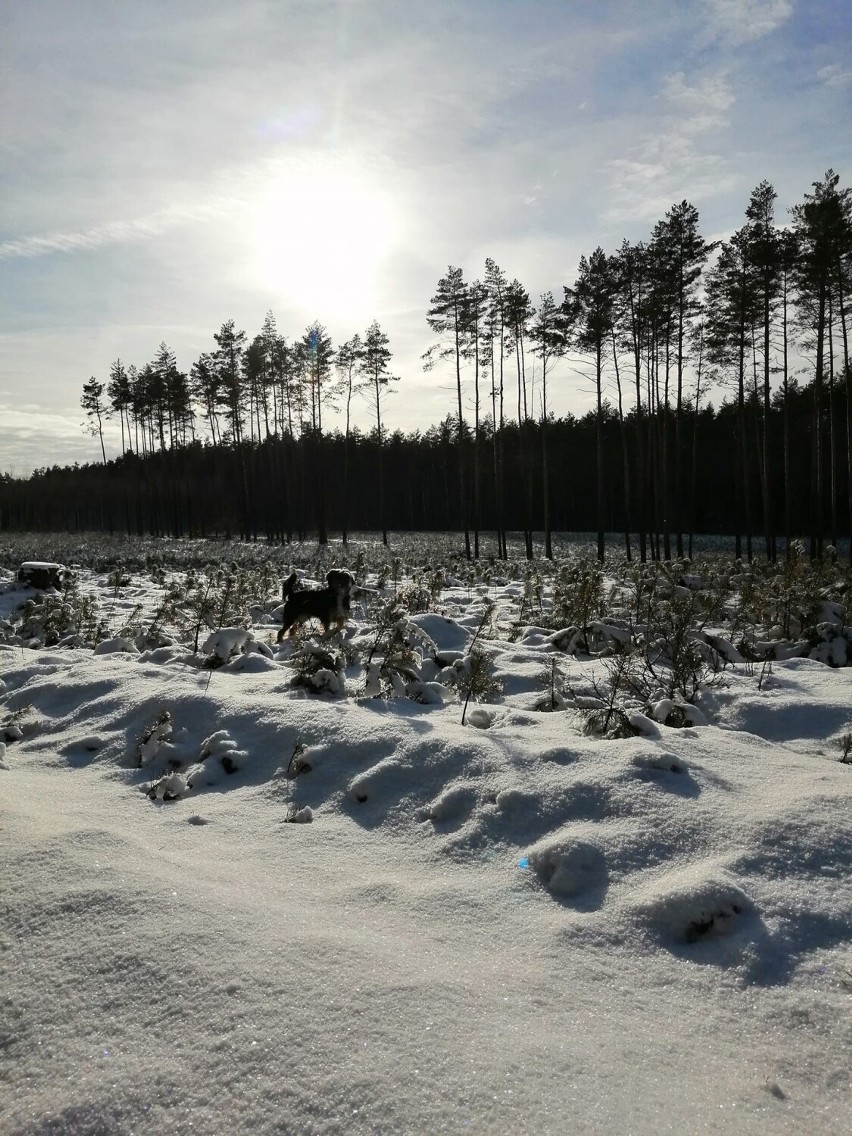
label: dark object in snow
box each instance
[285,740,311,778]
[284,805,313,823]
[187,814,210,825]
[684,902,743,943]
[765,1081,787,1101]
[277,569,354,640]
[17,561,71,590]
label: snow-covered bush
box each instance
[1,704,32,743]
[643,592,710,704]
[361,598,436,698]
[145,770,187,801]
[393,576,433,614]
[837,730,852,764]
[448,648,502,724]
[580,650,645,738]
[519,566,545,626]
[136,710,174,767]
[196,730,247,777]
[288,640,345,694]
[533,657,573,712]
[14,586,107,648]
[551,557,604,650]
[201,627,255,664]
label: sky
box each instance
[1,0,851,474]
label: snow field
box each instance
[1,549,851,1133]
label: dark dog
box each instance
[276,569,355,642]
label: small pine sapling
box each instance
[457,649,502,725]
[394,575,432,614]
[391,556,403,593]
[278,740,313,822]
[535,656,571,712]
[285,740,311,778]
[107,564,131,597]
[136,710,174,767]
[428,567,446,606]
[361,597,428,697]
[552,557,604,652]
[17,586,106,648]
[518,567,544,626]
[643,592,709,704]
[0,704,33,743]
[582,650,644,737]
[289,638,345,694]
[189,576,218,653]
[459,602,501,725]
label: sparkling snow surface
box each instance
[2,564,851,1135]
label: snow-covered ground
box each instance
[1,543,851,1134]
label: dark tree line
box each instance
[423,172,852,562]
[2,382,847,554]
[7,170,852,561]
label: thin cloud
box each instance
[817,63,852,89]
[0,404,113,474]
[0,146,400,263]
[0,198,235,262]
[663,71,735,131]
[603,71,738,223]
[703,0,794,45]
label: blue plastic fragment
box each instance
[518,857,529,869]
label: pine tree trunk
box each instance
[827,297,837,548]
[454,326,471,559]
[737,335,753,561]
[634,351,647,563]
[542,418,552,559]
[674,305,684,558]
[596,340,605,563]
[611,332,632,560]
[810,286,826,560]
[762,289,775,560]
[473,340,481,559]
[836,259,852,565]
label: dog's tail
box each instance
[281,571,298,602]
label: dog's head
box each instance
[325,569,354,595]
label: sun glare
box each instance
[251,159,400,320]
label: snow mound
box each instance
[424,783,478,826]
[527,837,608,907]
[93,635,139,655]
[626,750,699,795]
[408,612,469,656]
[631,865,757,952]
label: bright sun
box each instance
[251,158,400,321]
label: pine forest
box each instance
[3,172,852,564]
